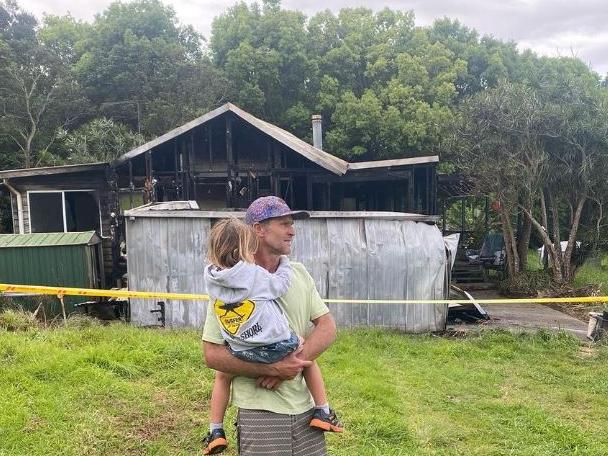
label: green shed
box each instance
[0,231,104,313]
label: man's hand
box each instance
[269,352,312,380]
[256,376,283,390]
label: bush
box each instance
[0,309,38,331]
[498,270,555,297]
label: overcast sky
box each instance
[18,0,608,76]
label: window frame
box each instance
[27,190,103,235]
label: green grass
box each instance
[526,249,544,271]
[1,325,607,456]
[574,252,608,295]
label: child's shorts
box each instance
[229,332,300,364]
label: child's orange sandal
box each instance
[202,428,228,455]
[310,408,344,433]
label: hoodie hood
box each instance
[204,261,256,303]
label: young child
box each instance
[202,218,343,455]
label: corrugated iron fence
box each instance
[126,209,448,332]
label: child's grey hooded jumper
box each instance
[204,256,293,352]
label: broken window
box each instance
[29,193,63,233]
[29,191,101,233]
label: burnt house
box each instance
[0,103,438,283]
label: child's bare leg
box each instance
[303,361,328,407]
[304,361,344,432]
[204,371,232,454]
[210,371,233,426]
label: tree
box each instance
[74,0,227,136]
[455,82,543,276]
[455,66,608,282]
[0,0,89,168]
[38,14,91,66]
[529,58,608,281]
[59,117,143,163]
[211,0,313,122]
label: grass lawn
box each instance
[1,324,607,456]
[574,252,608,296]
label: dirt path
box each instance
[448,289,590,341]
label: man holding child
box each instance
[202,196,340,455]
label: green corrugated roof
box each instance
[0,231,99,248]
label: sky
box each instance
[18,0,608,76]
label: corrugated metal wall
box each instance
[0,234,101,312]
[126,212,447,332]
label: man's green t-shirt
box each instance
[202,261,329,415]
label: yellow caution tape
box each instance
[0,283,207,301]
[0,283,606,305]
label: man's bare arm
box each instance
[299,312,337,361]
[202,341,311,379]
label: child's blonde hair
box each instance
[207,218,258,269]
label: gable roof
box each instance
[114,103,349,175]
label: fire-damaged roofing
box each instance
[0,163,108,179]
[113,102,439,175]
[0,103,439,179]
[113,103,350,175]
[347,156,439,170]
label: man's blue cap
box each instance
[245,196,310,225]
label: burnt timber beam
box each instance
[128,161,134,208]
[173,142,179,199]
[306,176,313,209]
[191,132,197,201]
[226,116,234,207]
[208,125,213,171]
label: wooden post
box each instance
[128,161,134,208]
[59,295,67,322]
[271,174,278,196]
[442,199,446,234]
[173,142,179,199]
[407,170,414,212]
[145,151,152,181]
[266,139,272,169]
[273,143,281,169]
[431,165,437,215]
[180,138,189,200]
[226,116,233,207]
[306,176,313,209]
[425,166,431,215]
[191,132,197,201]
[208,125,213,171]
[144,151,154,203]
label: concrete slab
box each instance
[448,290,590,341]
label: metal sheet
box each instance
[126,213,448,332]
[327,218,368,328]
[127,216,210,327]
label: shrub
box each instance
[498,270,555,297]
[0,309,38,331]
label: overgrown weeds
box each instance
[0,308,38,331]
[499,270,556,297]
[0,307,104,332]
